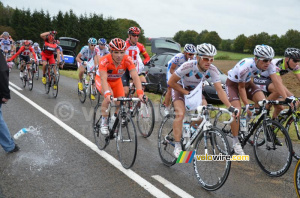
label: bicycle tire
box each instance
[93,103,109,150]
[78,85,87,104]
[51,76,58,98]
[116,114,137,169]
[159,90,167,117]
[35,64,39,80]
[285,115,300,160]
[136,99,155,138]
[89,84,97,107]
[158,115,177,166]
[21,76,26,88]
[294,159,300,197]
[45,74,50,94]
[193,127,231,191]
[28,69,33,91]
[253,119,292,177]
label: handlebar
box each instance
[105,97,141,113]
[258,99,289,107]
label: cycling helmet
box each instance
[128,27,141,35]
[254,44,274,59]
[196,43,217,56]
[88,37,97,45]
[2,32,9,37]
[23,40,30,46]
[33,42,39,47]
[284,48,300,59]
[184,44,197,54]
[98,38,107,45]
[109,38,126,51]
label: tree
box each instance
[195,30,209,44]
[220,39,232,51]
[202,31,222,48]
[173,30,184,44]
[283,29,300,49]
[233,34,247,53]
[178,30,198,46]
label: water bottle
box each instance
[109,113,117,129]
[240,117,247,132]
[190,124,198,137]
[14,126,35,140]
[183,122,190,145]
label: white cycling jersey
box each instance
[175,60,221,90]
[0,38,12,51]
[228,58,276,83]
[167,53,196,82]
[96,45,110,57]
[79,46,99,61]
[125,40,146,74]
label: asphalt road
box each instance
[0,68,298,198]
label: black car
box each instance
[144,38,227,104]
[59,37,80,70]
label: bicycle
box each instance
[213,100,293,177]
[44,63,58,98]
[275,98,300,160]
[159,89,174,117]
[294,159,300,197]
[31,58,39,80]
[127,82,157,138]
[93,96,140,169]
[78,66,98,107]
[20,61,34,91]
[158,104,234,191]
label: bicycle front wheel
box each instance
[136,99,155,138]
[78,86,87,103]
[193,127,231,191]
[51,77,58,98]
[294,160,300,197]
[158,115,177,166]
[253,119,292,177]
[286,115,300,160]
[45,75,50,94]
[28,69,33,91]
[116,114,137,169]
[35,64,39,80]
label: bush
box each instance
[215,55,230,60]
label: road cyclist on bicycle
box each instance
[253,47,300,118]
[40,31,61,90]
[0,32,14,58]
[168,43,238,158]
[95,38,145,136]
[122,27,150,97]
[163,44,197,116]
[96,38,110,57]
[7,40,37,83]
[76,38,99,100]
[226,44,294,154]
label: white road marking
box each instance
[9,81,23,91]
[152,175,194,198]
[9,86,170,198]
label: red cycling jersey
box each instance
[125,40,150,65]
[7,46,37,62]
[42,41,59,55]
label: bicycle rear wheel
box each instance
[158,115,177,166]
[286,115,300,160]
[35,64,39,80]
[51,77,58,98]
[45,75,50,94]
[294,159,300,197]
[93,103,109,150]
[78,85,87,103]
[193,127,231,191]
[136,99,155,138]
[253,119,292,177]
[116,114,137,169]
[89,84,97,107]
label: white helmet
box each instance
[33,42,39,47]
[184,44,196,54]
[254,44,275,59]
[196,43,217,56]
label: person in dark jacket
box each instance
[0,50,19,153]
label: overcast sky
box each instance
[2,0,300,40]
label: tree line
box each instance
[0,2,146,53]
[173,29,300,56]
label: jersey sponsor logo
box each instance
[118,69,124,74]
[240,68,249,78]
[239,60,246,66]
[253,78,267,84]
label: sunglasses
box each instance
[292,59,300,63]
[90,44,96,47]
[131,34,139,37]
[24,45,30,47]
[259,58,272,63]
[187,53,194,56]
[200,56,214,62]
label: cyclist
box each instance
[33,42,42,65]
[96,38,110,57]
[0,32,14,57]
[96,38,145,135]
[122,27,150,96]
[76,38,99,100]
[40,31,61,90]
[7,40,37,83]
[226,44,292,153]
[54,40,65,69]
[163,44,197,116]
[254,48,300,118]
[168,43,238,158]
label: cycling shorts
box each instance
[121,69,130,87]
[253,76,272,93]
[19,55,30,63]
[225,79,262,102]
[41,52,56,65]
[171,85,204,102]
[95,75,125,98]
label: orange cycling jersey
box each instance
[7,46,37,62]
[98,54,136,81]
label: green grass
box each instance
[59,69,79,80]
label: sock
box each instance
[232,136,239,146]
[175,141,181,148]
[101,117,108,126]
